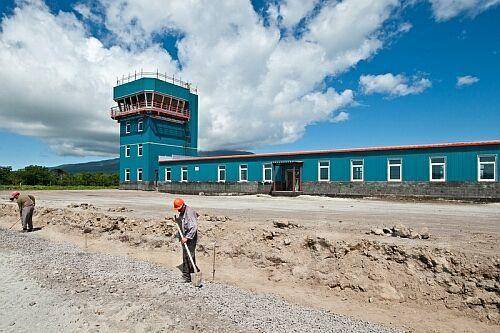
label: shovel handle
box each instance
[173,220,198,272]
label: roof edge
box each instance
[158,140,500,164]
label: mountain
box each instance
[51,150,253,173]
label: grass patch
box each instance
[0,185,117,191]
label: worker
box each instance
[9,191,35,232]
[173,198,199,283]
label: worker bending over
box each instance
[10,191,35,232]
[173,198,199,283]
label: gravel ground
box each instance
[0,229,402,333]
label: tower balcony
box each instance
[110,101,190,121]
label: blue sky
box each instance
[0,0,499,169]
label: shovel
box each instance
[174,222,202,287]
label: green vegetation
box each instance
[0,165,118,190]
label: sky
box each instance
[0,0,499,169]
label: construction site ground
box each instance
[0,190,498,333]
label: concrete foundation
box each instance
[120,181,500,201]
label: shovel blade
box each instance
[191,271,202,287]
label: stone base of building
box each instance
[121,181,500,201]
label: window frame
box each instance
[181,166,188,182]
[165,168,171,182]
[477,155,497,182]
[124,168,130,182]
[350,159,364,182]
[387,158,402,182]
[137,119,144,132]
[137,144,143,157]
[125,121,131,134]
[318,160,330,182]
[217,165,226,183]
[262,163,272,183]
[429,156,446,182]
[137,168,143,182]
[125,145,131,158]
[239,164,248,182]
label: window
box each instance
[194,166,200,171]
[239,164,248,182]
[138,120,144,132]
[137,144,143,157]
[318,160,330,181]
[430,157,446,182]
[263,163,272,183]
[124,169,130,182]
[387,158,402,182]
[125,121,131,134]
[478,155,496,182]
[181,167,188,182]
[125,145,130,158]
[351,160,364,181]
[218,165,226,182]
[137,168,143,182]
[165,168,171,182]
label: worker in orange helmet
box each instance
[173,198,199,283]
[10,191,36,232]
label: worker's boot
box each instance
[21,228,28,233]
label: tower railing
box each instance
[110,101,190,121]
[115,70,198,94]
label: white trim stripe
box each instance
[119,142,197,150]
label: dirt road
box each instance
[0,190,499,332]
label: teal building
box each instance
[112,73,499,200]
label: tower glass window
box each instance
[351,160,364,181]
[387,158,402,181]
[125,145,130,157]
[239,164,248,182]
[125,122,131,134]
[430,157,446,182]
[137,168,143,182]
[165,168,171,182]
[478,155,496,181]
[138,120,144,132]
[218,165,226,182]
[318,161,330,181]
[137,144,143,157]
[263,163,272,182]
[124,169,130,182]
[181,167,188,182]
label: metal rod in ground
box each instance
[212,242,217,281]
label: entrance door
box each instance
[285,170,294,191]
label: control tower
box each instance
[111,71,198,189]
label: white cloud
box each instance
[456,75,479,87]
[429,0,500,21]
[359,73,432,97]
[269,0,319,29]
[0,0,405,155]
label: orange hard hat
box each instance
[10,191,20,199]
[173,198,185,211]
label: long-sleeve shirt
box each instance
[179,205,198,239]
[16,194,35,212]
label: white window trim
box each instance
[262,164,272,183]
[239,164,248,182]
[350,159,364,182]
[387,158,402,182]
[137,120,144,132]
[125,145,131,158]
[137,168,143,182]
[429,156,446,182]
[477,155,497,182]
[181,167,188,182]
[318,160,330,182]
[125,121,131,134]
[124,168,130,182]
[165,168,171,182]
[137,144,143,157]
[217,165,226,183]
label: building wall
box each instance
[157,145,499,183]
